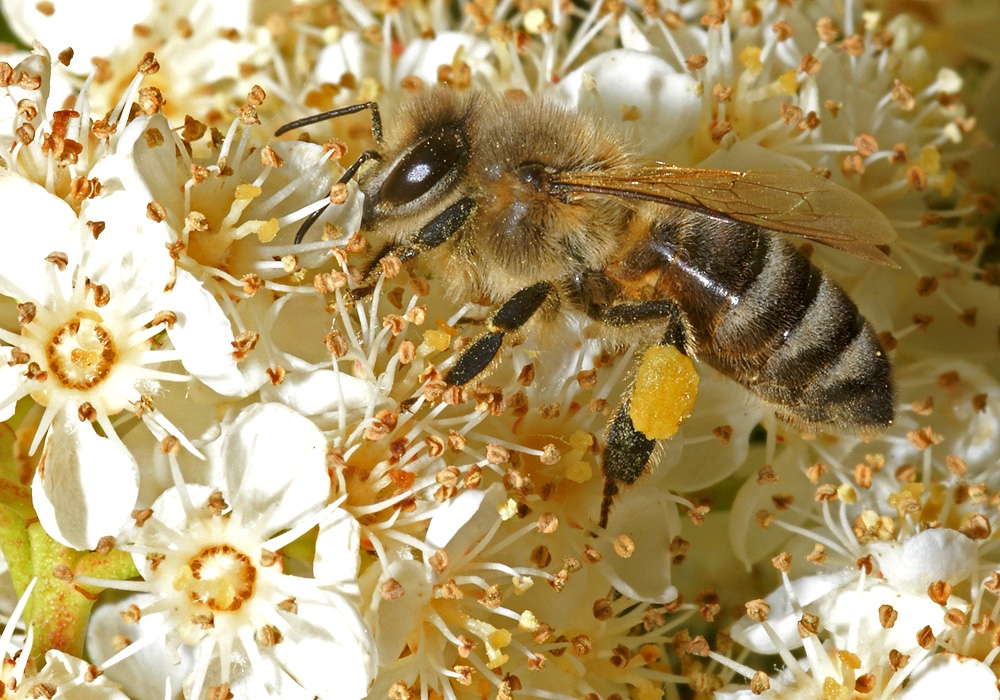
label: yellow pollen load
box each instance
[629,345,699,440]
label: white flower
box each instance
[721,541,999,700]
[553,48,703,160]
[0,172,201,548]
[721,352,1000,695]
[363,482,696,700]
[0,46,304,547]
[1,0,276,124]
[83,403,376,700]
[0,173,183,448]
[84,92,363,400]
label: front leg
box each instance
[445,282,554,386]
[347,197,476,301]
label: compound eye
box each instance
[380,128,463,206]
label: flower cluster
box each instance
[0,0,995,699]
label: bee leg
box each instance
[347,197,476,301]
[445,282,554,386]
[595,300,689,528]
[599,398,658,528]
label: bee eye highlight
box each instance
[380,128,464,206]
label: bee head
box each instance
[360,124,469,224]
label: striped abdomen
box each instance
[623,209,894,430]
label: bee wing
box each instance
[552,165,899,267]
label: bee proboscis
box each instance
[278,87,896,527]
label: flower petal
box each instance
[394,32,497,86]
[270,590,377,700]
[221,403,329,532]
[32,411,139,550]
[86,592,192,700]
[730,569,857,653]
[1,0,155,65]
[167,269,267,397]
[897,653,1000,700]
[869,528,978,595]
[554,49,701,159]
[41,649,133,699]
[593,490,680,603]
[0,171,79,302]
[314,508,361,590]
[261,369,379,418]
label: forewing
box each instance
[552,165,898,266]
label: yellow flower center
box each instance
[45,315,117,390]
[177,544,257,612]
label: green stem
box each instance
[0,499,32,596]
[1,406,140,664]
[77,547,139,581]
[26,523,96,662]
[20,526,140,665]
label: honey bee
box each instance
[278,87,896,527]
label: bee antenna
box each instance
[293,149,381,245]
[274,101,383,143]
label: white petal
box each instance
[593,490,680,604]
[227,664,313,700]
[32,411,139,550]
[0,171,79,301]
[696,139,816,171]
[88,114,180,213]
[86,593,191,700]
[898,653,999,700]
[1,0,155,65]
[0,51,49,142]
[261,369,378,418]
[618,14,654,52]
[313,32,377,85]
[271,590,376,700]
[728,443,819,568]
[41,650,132,699]
[0,350,22,422]
[167,270,266,397]
[139,485,220,547]
[730,570,857,653]
[365,559,430,672]
[79,190,174,292]
[314,508,361,588]
[870,529,979,596]
[815,582,954,658]
[394,32,497,86]
[222,403,329,532]
[553,50,701,159]
[425,482,504,554]
[656,368,765,491]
